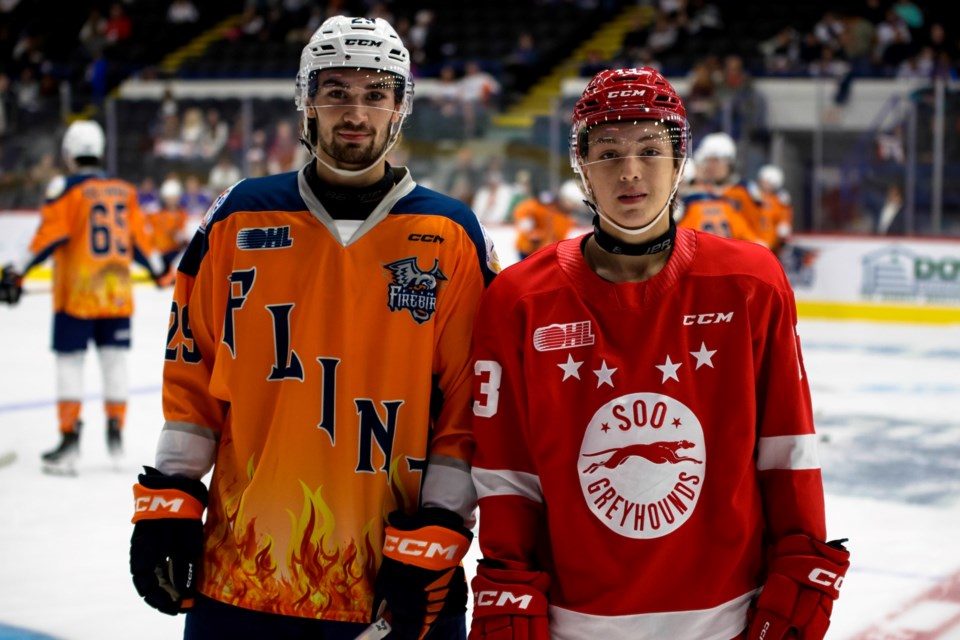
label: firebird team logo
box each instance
[384,257,447,324]
[578,392,705,539]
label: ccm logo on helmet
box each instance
[383,534,462,560]
[809,568,844,590]
[475,590,534,609]
[607,89,647,98]
[135,496,188,514]
[344,38,383,46]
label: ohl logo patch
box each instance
[384,257,447,324]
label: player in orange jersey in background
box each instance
[676,141,762,244]
[128,15,498,640]
[755,163,794,255]
[0,119,157,474]
[513,186,575,260]
[146,177,189,280]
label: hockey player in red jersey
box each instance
[129,15,498,639]
[468,68,849,640]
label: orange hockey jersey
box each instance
[157,168,497,622]
[27,172,151,318]
[678,191,759,243]
[146,207,188,255]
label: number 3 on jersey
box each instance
[474,360,501,418]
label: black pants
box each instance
[184,594,467,640]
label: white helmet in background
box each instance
[62,120,105,161]
[296,16,413,176]
[159,178,183,202]
[558,179,585,209]
[693,131,736,165]
[758,164,784,191]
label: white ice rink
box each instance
[1,280,959,639]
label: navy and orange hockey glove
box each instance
[373,508,473,640]
[747,534,850,640]
[130,466,208,615]
[0,264,23,305]
[469,563,550,640]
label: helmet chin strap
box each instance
[587,157,688,238]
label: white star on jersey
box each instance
[656,355,682,383]
[558,354,583,381]
[594,360,617,388]
[690,342,717,369]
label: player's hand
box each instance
[0,264,24,305]
[746,535,850,640]
[130,466,208,615]
[469,563,549,640]
[373,508,472,639]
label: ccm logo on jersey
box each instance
[475,590,534,609]
[408,233,444,243]
[682,311,733,325]
[383,534,462,560]
[809,567,844,590]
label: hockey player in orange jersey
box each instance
[469,68,849,640]
[147,177,189,278]
[128,15,498,640]
[0,119,156,474]
[756,163,795,254]
[676,144,762,244]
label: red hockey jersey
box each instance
[471,228,825,639]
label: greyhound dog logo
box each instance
[583,440,703,474]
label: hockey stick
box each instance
[354,617,392,640]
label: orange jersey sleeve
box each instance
[147,208,188,254]
[30,174,149,318]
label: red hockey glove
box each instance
[130,466,208,615]
[373,508,473,640]
[469,564,550,640]
[747,535,850,640]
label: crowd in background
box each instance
[0,0,957,237]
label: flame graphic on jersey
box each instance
[200,457,417,620]
[202,480,378,619]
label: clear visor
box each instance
[572,118,689,171]
[296,68,409,118]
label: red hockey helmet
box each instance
[570,67,690,173]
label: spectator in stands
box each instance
[758,27,801,76]
[579,49,608,78]
[153,112,184,159]
[432,64,463,120]
[78,8,107,59]
[875,8,913,73]
[179,174,211,216]
[138,176,160,213]
[179,106,205,158]
[207,149,241,195]
[716,54,766,144]
[644,13,681,59]
[685,61,719,137]
[199,106,228,160]
[407,9,437,67]
[505,31,539,90]
[459,61,500,135]
[167,0,199,24]
[443,146,481,205]
[245,127,269,178]
[104,3,133,51]
[266,119,302,174]
[471,164,515,225]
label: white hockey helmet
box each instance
[159,178,183,202]
[693,131,736,165]
[296,16,413,175]
[758,164,784,190]
[558,179,585,209]
[62,120,105,161]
